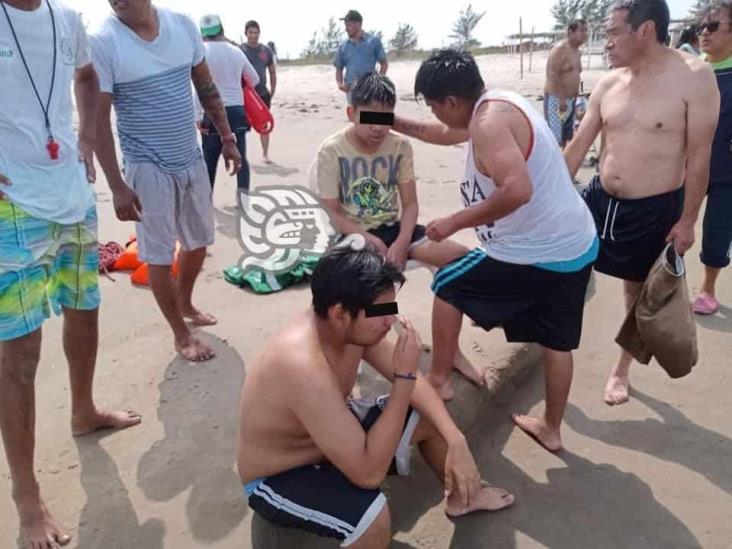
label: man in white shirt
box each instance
[0,1,141,547]
[197,14,259,193]
[395,49,598,453]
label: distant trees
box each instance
[389,23,418,56]
[688,0,714,19]
[551,0,612,29]
[300,17,343,60]
[450,4,486,49]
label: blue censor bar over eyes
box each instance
[364,302,399,317]
[359,111,395,126]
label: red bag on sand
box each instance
[243,77,274,135]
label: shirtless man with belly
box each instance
[545,18,588,147]
[565,0,719,405]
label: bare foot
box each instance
[175,336,215,362]
[604,373,630,406]
[445,484,515,517]
[511,413,562,453]
[427,373,454,401]
[263,156,273,165]
[454,351,484,386]
[180,306,218,327]
[18,499,71,548]
[72,409,142,437]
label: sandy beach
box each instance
[2,51,731,549]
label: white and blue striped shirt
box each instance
[90,8,204,173]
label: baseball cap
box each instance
[341,10,363,23]
[200,14,223,37]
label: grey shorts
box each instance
[125,159,215,265]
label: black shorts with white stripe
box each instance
[245,396,420,546]
[583,176,683,282]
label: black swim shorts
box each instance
[582,176,683,282]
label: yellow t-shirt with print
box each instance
[314,128,415,231]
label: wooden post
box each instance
[529,26,535,72]
[519,17,524,80]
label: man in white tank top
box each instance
[395,49,597,453]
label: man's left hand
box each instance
[78,139,96,183]
[386,240,409,270]
[426,216,457,243]
[444,438,481,512]
[666,220,695,255]
[222,141,242,175]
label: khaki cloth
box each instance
[616,244,698,379]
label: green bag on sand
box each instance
[223,255,321,294]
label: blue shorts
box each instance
[700,183,732,269]
[0,202,100,341]
[544,94,576,146]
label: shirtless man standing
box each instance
[545,19,588,147]
[238,244,513,548]
[565,0,719,405]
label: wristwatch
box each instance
[220,133,236,145]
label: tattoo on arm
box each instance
[400,122,425,135]
[193,70,231,136]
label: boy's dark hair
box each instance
[612,0,670,43]
[568,19,587,32]
[245,20,260,32]
[414,48,485,103]
[311,246,405,319]
[350,73,397,109]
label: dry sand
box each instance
[3,52,730,549]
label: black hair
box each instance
[414,48,485,103]
[311,246,405,319]
[568,19,588,32]
[612,0,670,43]
[350,73,397,109]
[245,20,260,32]
[703,1,732,21]
[676,25,699,48]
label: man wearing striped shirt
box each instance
[92,0,241,362]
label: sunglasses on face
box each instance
[699,21,728,34]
